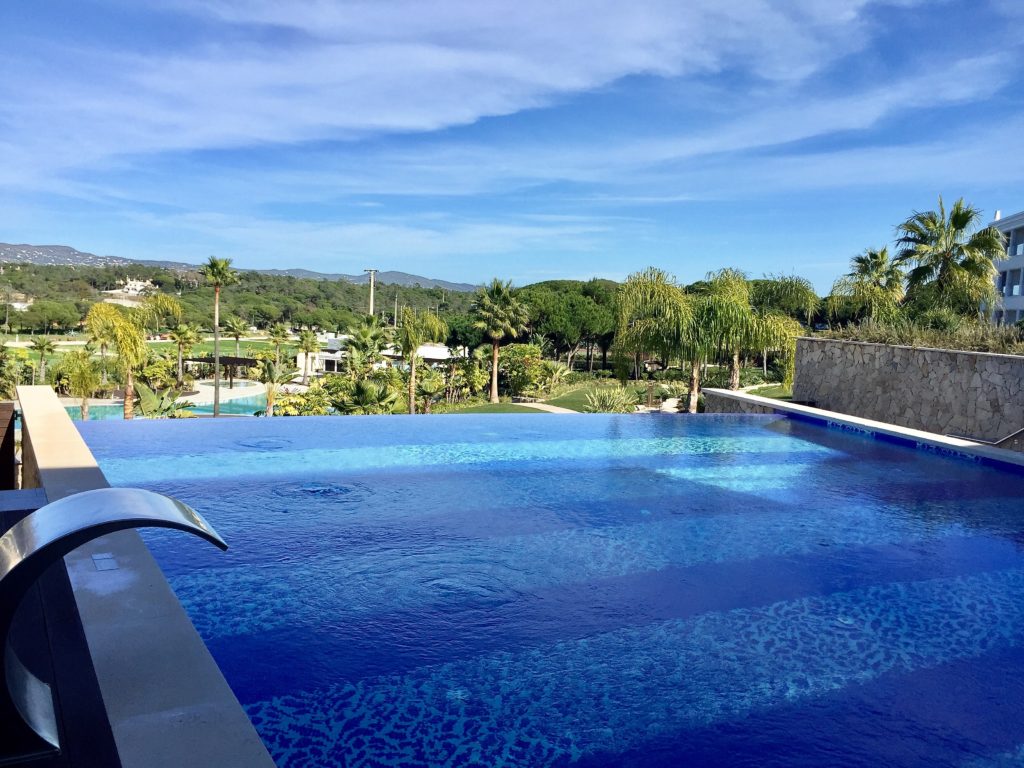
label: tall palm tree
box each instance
[614,268,693,382]
[828,247,905,323]
[257,360,297,417]
[64,350,100,421]
[472,279,530,403]
[298,329,320,386]
[199,256,239,416]
[167,323,200,389]
[398,308,448,414]
[85,306,115,385]
[30,337,56,385]
[268,323,290,367]
[895,196,1006,316]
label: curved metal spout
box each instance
[0,487,226,763]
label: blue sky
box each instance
[1,0,1022,292]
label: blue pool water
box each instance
[78,414,1024,767]
[65,393,267,420]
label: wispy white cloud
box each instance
[0,0,923,186]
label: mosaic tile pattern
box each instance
[246,568,1024,767]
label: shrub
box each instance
[583,386,640,413]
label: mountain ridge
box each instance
[0,242,479,292]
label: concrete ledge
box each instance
[17,386,274,768]
[702,388,1024,471]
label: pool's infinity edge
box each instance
[702,388,1024,473]
[16,386,275,768]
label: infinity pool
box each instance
[78,414,1024,767]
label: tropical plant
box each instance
[398,308,448,414]
[537,359,570,395]
[199,256,239,416]
[268,323,291,367]
[827,247,905,323]
[64,350,100,421]
[472,279,530,403]
[895,196,1006,316]
[256,360,297,417]
[583,386,639,413]
[29,337,55,385]
[275,379,332,416]
[333,379,399,415]
[297,329,320,386]
[167,322,201,388]
[134,382,195,419]
[416,368,445,414]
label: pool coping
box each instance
[702,388,1024,472]
[16,386,275,768]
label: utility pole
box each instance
[364,269,378,317]
[393,293,399,327]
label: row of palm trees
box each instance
[613,268,811,412]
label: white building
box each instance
[296,338,455,377]
[990,209,1024,325]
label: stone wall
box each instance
[703,390,778,415]
[792,337,1024,444]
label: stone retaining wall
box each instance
[703,391,777,414]
[792,337,1024,444]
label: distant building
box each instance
[990,209,1024,325]
[296,338,455,378]
[101,278,156,308]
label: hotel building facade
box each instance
[990,209,1024,325]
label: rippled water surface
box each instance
[78,414,1024,768]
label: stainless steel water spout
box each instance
[0,487,226,765]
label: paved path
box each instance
[515,401,580,414]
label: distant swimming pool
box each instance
[79,414,1024,767]
[66,393,267,420]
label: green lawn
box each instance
[543,383,619,412]
[446,402,543,414]
[749,384,792,399]
[147,340,277,356]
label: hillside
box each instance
[0,243,477,292]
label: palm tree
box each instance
[614,268,693,383]
[257,359,298,417]
[222,316,249,389]
[30,337,56,385]
[223,316,248,358]
[85,306,115,385]
[398,308,448,414]
[199,256,239,416]
[336,379,399,415]
[65,349,100,421]
[472,279,530,403]
[895,196,1006,316]
[140,294,183,335]
[268,323,291,367]
[828,247,905,323]
[167,323,200,388]
[298,329,320,386]
[751,274,819,374]
[417,368,445,414]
